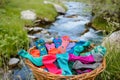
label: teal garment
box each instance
[80,46,107,56]
[76,41,91,47]
[35,39,47,56]
[68,41,91,54]
[56,53,72,76]
[68,62,77,75]
[18,49,43,66]
[73,46,84,56]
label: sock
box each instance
[69,54,95,64]
[30,49,40,57]
[18,49,43,66]
[48,48,61,55]
[80,46,106,56]
[45,43,61,55]
[58,36,70,53]
[66,42,75,52]
[68,40,90,54]
[92,53,103,62]
[72,60,101,69]
[35,39,47,56]
[76,41,91,47]
[42,54,62,74]
[45,43,55,50]
[76,69,92,74]
[53,38,62,48]
[57,52,72,75]
[73,45,84,56]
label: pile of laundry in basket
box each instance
[18,35,106,76]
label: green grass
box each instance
[96,43,120,80]
[0,0,61,67]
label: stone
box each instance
[102,30,120,49]
[95,30,103,35]
[21,10,36,20]
[8,58,19,66]
[43,1,65,14]
[53,4,65,14]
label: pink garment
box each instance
[69,54,95,64]
[45,43,55,50]
[42,54,62,74]
[58,36,70,53]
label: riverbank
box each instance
[0,0,65,67]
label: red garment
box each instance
[30,49,40,57]
[42,54,62,74]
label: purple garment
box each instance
[66,42,75,52]
[76,69,92,74]
[69,54,95,64]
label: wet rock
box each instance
[34,18,52,26]
[85,22,92,27]
[25,27,44,34]
[95,30,104,35]
[65,14,78,18]
[41,30,48,34]
[102,30,120,49]
[81,29,89,35]
[21,10,36,20]
[28,35,37,40]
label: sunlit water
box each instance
[48,2,103,44]
[32,2,103,44]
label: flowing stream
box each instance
[30,1,103,45]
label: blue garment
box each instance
[35,39,47,56]
[53,38,62,48]
[56,53,72,75]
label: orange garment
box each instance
[30,49,40,57]
[48,48,61,55]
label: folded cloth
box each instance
[48,48,61,55]
[57,53,72,75]
[53,38,62,48]
[66,42,75,52]
[30,49,40,57]
[45,43,55,50]
[58,36,70,53]
[45,43,61,55]
[69,53,103,64]
[18,49,43,66]
[69,54,94,64]
[73,45,84,56]
[35,39,47,56]
[42,54,62,74]
[72,60,101,69]
[80,46,106,56]
[68,41,91,54]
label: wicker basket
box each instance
[25,41,106,80]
